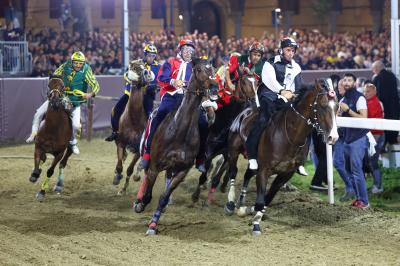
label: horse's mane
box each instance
[292,84,314,107]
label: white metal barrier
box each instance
[326,117,400,204]
[0,41,32,76]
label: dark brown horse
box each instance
[211,79,338,235]
[191,70,258,204]
[133,58,215,235]
[112,61,155,194]
[28,75,73,201]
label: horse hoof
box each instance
[146,228,157,235]
[132,174,141,182]
[113,174,123,185]
[133,201,145,213]
[36,191,45,202]
[29,176,38,183]
[53,185,62,194]
[117,189,126,196]
[146,222,158,235]
[224,201,235,215]
[252,224,262,236]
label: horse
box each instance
[191,68,258,204]
[212,79,338,235]
[133,58,215,235]
[112,61,155,195]
[28,75,73,201]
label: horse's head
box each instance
[308,78,339,144]
[47,75,65,110]
[127,60,155,90]
[237,67,257,100]
[191,58,216,93]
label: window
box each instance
[101,0,115,19]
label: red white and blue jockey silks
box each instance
[157,54,193,97]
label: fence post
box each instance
[86,98,94,142]
[326,143,335,204]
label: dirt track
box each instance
[1,139,399,265]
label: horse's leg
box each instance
[113,144,125,185]
[235,168,257,217]
[134,169,158,213]
[54,147,72,194]
[146,169,189,235]
[251,168,270,236]
[225,167,256,215]
[192,159,211,203]
[264,171,295,207]
[207,159,229,204]
[36,151,64,202]
[29,147,43,183]
[118,153,140,195]
[164,170,174,205]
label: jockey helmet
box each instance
[71,51,86,62]
[144,44,158,55]
[178,39,195,50]
[280,37,298,52]
[249,42,264,55]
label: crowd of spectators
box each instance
[22,27,391,77]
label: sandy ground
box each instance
[0,139,399,266]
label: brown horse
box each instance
[112,61,155,194]
[28,75,73,201]
[211,79,339,235]
[191,70,258,204]
[133,58,215,235]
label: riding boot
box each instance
[105,131,118,142]
[196,111,209,173]
[246,122,266,170]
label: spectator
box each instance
[335,79,355,202]
[339,73,370,209]
[372,60,400,145]
[363,83,385,194]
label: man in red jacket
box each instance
[364,83,385,193]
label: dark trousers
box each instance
[246,96,277,160]
[145,93,208,161]
[310,130,328,186]
[143,90,156,118]
[111,94,129,131]
[111,92,155,131]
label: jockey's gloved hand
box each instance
[201,99,218,111]
[127,70,139,82]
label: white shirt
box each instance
[261,55,302,93]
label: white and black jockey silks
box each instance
[258,55,303,101]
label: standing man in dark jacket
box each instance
[372,60,400,145]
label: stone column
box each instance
[131,0,141,33]
[282,10,294,34]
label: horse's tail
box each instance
[230,107,253,133]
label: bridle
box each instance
[284,87,333,147]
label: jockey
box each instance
[105,44,161,142]
[139,39,210,172]
[26,51,100,155]
[218,42,264,108]
[246,37,303,170]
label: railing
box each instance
[326,117,400,204]
[0,41,32,76]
